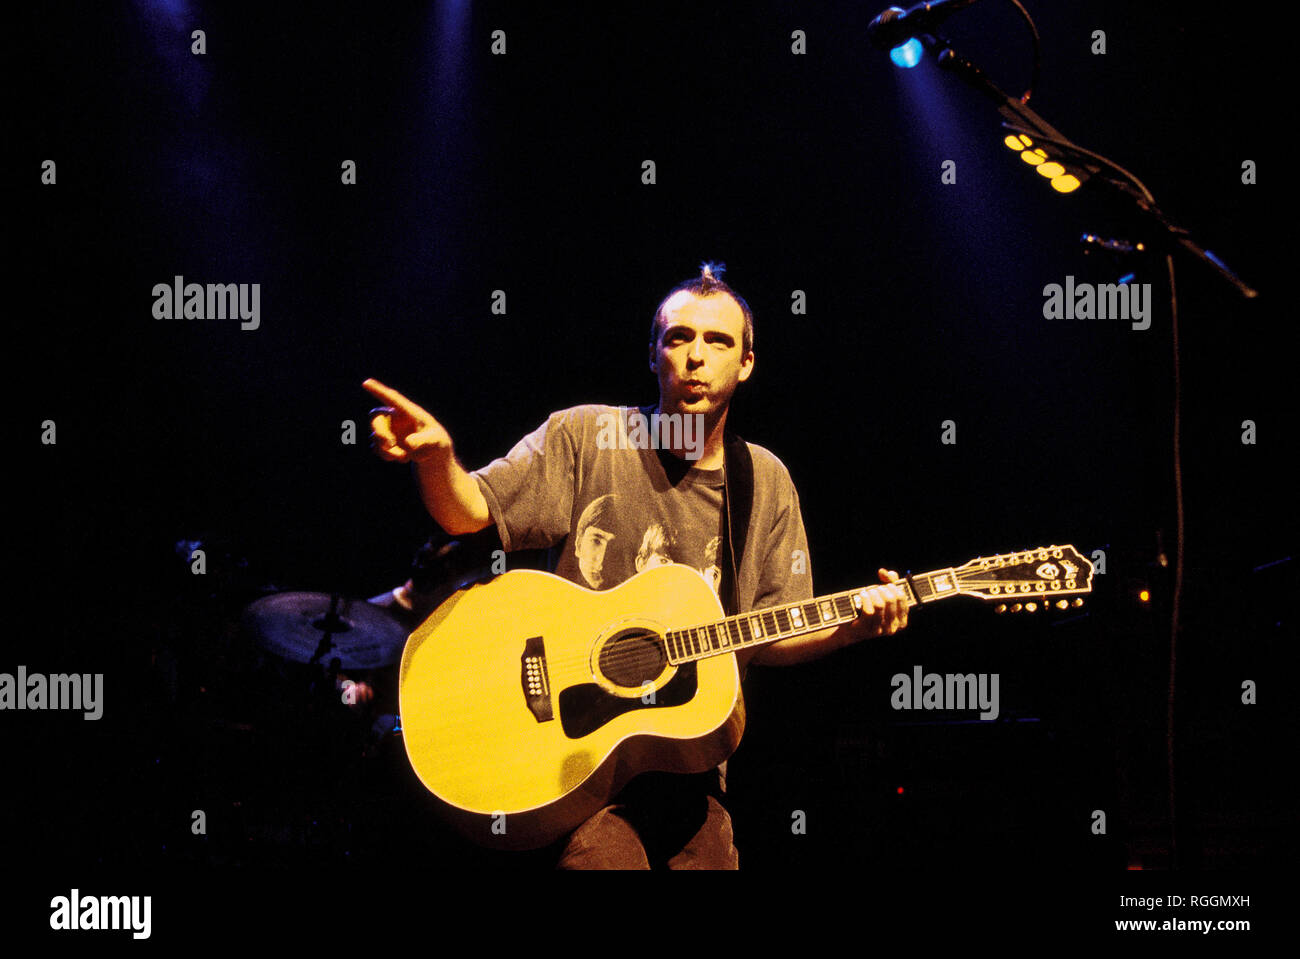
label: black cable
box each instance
[1001,104,1186,871]
[1003,0,1041,101]
[1165,250,1183,867]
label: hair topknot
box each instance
[650,261,754,355]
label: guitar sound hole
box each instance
[598,629,667,688]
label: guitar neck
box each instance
[663,568,961,665]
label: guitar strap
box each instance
[720,431,754,617]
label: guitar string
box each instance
[492,589,860,672]
[540,575,1086,667]
[529,593,876,673]
[440,571,1089,678]
[508,581,1087,675]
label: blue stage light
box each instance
[890,38,923,68]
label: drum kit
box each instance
[233,537,491,738]
[172,534,496,863]
[242,591,409,675]
[231,591,409,826]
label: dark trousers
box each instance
[555,769,738,870]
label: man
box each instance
[365,264,908,868]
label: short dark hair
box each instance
[650,262,754,355]
[575,493,618,539]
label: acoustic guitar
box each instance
[398,544,1093,848]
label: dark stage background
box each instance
[11,0,1288,941]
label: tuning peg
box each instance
[1025,601,1038,612]
[1056,599,1069,610]
[1073,598,1085,607]
[995,603,1007,614]
[1010,603,1023,613]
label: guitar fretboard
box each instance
[663,568,962,665]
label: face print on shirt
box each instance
[634,522,676,573]
[701,535,722,595]
[571,492,721,598]
[573,494,620,589]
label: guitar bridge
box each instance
[521,636,553,723]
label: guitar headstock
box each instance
[951,544,1093,610]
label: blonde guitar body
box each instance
[399,563,743,850]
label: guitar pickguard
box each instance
[557,662,698,739]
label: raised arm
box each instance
[363,378,491,535]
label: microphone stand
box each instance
[903,30,1262,871]
[920,34,1258,298]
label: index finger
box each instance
[363,378,421,414]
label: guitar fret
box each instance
[677,589,882,661]
[913,569,957,602]
[913,573,931,602]
[668,547,1086,662]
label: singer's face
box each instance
[650,291,753,416]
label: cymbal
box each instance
[243,592,408,670]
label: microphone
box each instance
[866,0,981,50]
